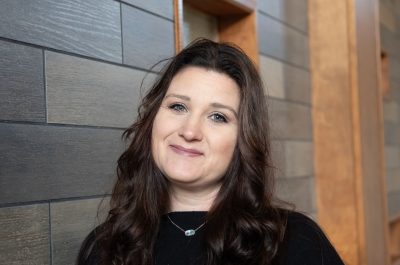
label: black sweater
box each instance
[78,211,345,265]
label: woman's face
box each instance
[151,66,240,193]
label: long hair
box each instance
[77,39,287,265]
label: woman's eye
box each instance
[168,103,187,112]
[210,113,227,123]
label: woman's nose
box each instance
[178,115,203,141]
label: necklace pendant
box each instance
[184,229,196,236]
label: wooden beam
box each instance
[174,0,183,53]
[309,0,390,264]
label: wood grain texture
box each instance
[258,14,309,69]
[0,123,125,204]
[46,51,153,128]
[276,177,315,213]
[258,0,308,33]
[218,11,259,66]
[309,1,364,263]
[51,197,109,265]
[122,4,174,70]
[0,41,45,122]
[119,0,174,20]
[260,55,311,103]
[0,204,50,265]
[0,0,121,62]
[309,0,390,264]
[268,98,312,140]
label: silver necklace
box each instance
[167,214,206,236]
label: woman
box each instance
[77,39,345,265]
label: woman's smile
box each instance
[169,144,204,157]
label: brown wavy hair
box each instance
[77,39,287,265]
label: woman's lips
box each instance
[169,144,203,157]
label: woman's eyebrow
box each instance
[210,102,238,118]
[164,93,190,101]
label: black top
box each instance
[79,211,345,265]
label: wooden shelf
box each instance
[184,0,256,15]
[174,0,259,65]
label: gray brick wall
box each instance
[0,0,174,264]
[257,0,315,215]
[379,0,400,219]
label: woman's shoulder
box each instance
[76,226,102,265]
[274,210,345,265]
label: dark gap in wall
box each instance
[0,120,127,131]
[42,49,48,123]
[120,2,125,64]
[48,203,53,265]
[0,194,112,209]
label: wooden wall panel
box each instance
[309,1,365,263]
[119,0,173,20]
[268,99,312,140]
[0,204,50,265]
[0,41,45,122]
[309,0,390,264]
[0,123,124,204]
[258,0,308,33]
[259,55,311,103]
[258,14,309,68]
[0,0,121,62]
[122,4,174,70]
[218,12,259,66]
[51,197,109,265]
[46,51,149,128]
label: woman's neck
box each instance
[168,184,220,212]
